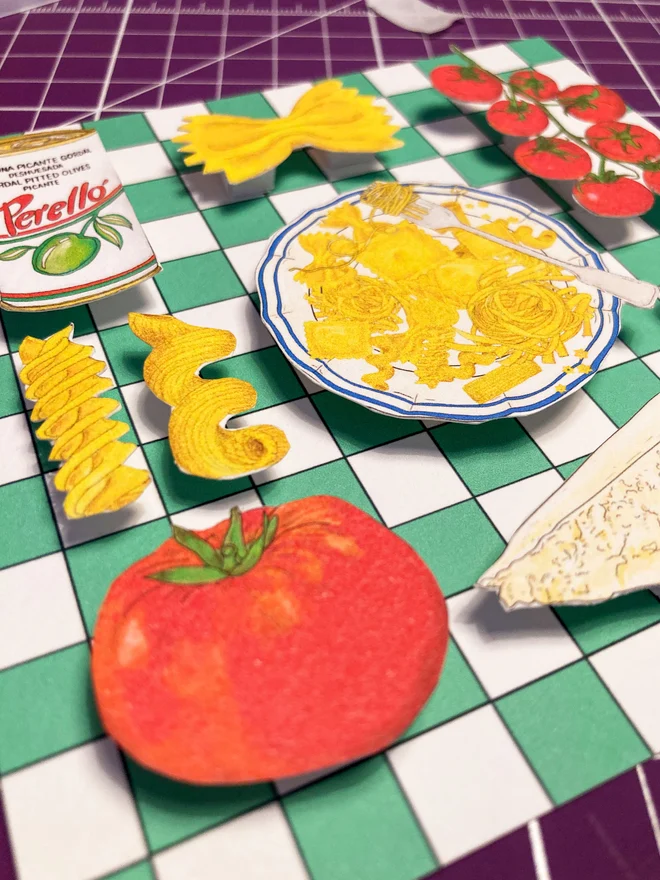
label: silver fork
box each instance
[363,191,659,309]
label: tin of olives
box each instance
[0,129,160,311]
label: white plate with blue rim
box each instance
[257,184,620,423]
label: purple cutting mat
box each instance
[0,0,659,135]
[2,2,660,879]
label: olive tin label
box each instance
[0,129,160,311]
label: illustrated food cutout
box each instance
[295,188,595,403]
[19,326,151,519]
[129,313,289,479]
[361,182,658,307]
[430,45,660,219]
[0,129,159,313]
[173,80,402,184]
[478,393,660,608]
[92,496,448,784]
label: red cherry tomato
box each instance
[509,69,559,100]
[430,64,502,103]
[92,497,448,784]
[486,100,548,136]
[573,175,655,217]
[642,163,660,194]
[558,85,626,123]
[514,137,592,180]
[586,122,660,162]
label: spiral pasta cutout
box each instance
[19,325,151,519]
[128,313,290,479]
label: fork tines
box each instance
[402,202,428,220]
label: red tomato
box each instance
[586,122,660,162]
[558,85,626,123]
[92,496,448,784]
[643,163,660,194]
[430,64,502,103]
[486,100,548,136]
[514,137,592,180]
[573,174,655,217]
[509,69,558,100]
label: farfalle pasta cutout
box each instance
[19,325,151,519]
[128,313,289,479]
[173,80,403,184]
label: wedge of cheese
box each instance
[478,393,660,608]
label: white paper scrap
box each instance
[1,0,57,17]
[367,0,460,34]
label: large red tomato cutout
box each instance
[92,496,448,785]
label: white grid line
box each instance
[548,0,595,79]
[93,0,134,119]
[271,0,278,89]
[592,0,660,108]
[0,11,28,75]
[156,0,183,108]
[637,764,660,857]
[528,819,553,880]
[214,0,231,97]
[28,0,84,129]
[319,0,332,80]
[366,5,383,68]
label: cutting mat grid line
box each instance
[0,0,660,135]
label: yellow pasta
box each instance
[19,326,151,519]
[128,314,289,479]
[174,80,403,184]
[293,196,595,404]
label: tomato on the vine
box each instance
[558,85,626,123]
[586,122,660,162]
[642,161,660,194]
[430,64,502,103]
[509,69,558,100]
[486,100,548,136]
[514,137,592,180]
[573,174,654,217]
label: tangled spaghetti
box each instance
[294,199,595,404]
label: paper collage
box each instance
[7,32,660,830]
[18,325,151,519]
[0,129,159,313]
[432,46,660,219]
[128,313,290,480]
[91,496,448,784]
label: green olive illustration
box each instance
[32,233,100,276]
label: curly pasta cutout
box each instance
[19,325,151,519]
[128,313,289,479]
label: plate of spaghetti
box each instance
[257,183,620,422]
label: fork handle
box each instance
[452,223,659,309]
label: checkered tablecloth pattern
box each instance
[3,37,660,880]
